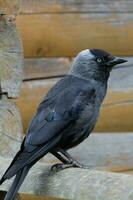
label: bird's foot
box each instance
[51,162,91,172]
[51,163,73,172]
[71,161,91,169]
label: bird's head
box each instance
[69,49,127,81]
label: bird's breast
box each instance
[59,105,99,150]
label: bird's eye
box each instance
[97,58,102,63]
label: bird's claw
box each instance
[51,162,91,172]
[51,163,66,172]
[72,161,91,169]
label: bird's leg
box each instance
[60,149,91,169]
[51,151,73,172]
[59,149,76,163]
[52,151,70,164]
[51,149,91,172]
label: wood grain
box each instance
[20,0,133,13]
[0,96,22,158]
[16,13,133,57]
[0,133,133,174]
[20,194,64,200]
[0,191,63,200]
[23,58,69,80]
[38,133,133,173]
[96,91,133,132]
[0,14,23,98]
[1,157,133,200]
[0,0,20,15]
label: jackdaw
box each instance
[0,49,127,200]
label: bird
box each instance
[0,49,127,200]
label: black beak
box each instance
[107,57,127,67]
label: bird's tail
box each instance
[3,165,30,200]
[0,177,6,185]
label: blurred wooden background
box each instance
[18,0,133,57]
[13,0,133,132]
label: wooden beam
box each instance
[69,133,133,172]
[96,91,133,132]
[23,58,69,80]
[20,0,133,13]
[0,191,64,200]
[40,133,133,173]
[16,13,133,57]
[20,194,64,200]
[0,133,133,174]
[1,158,133,200]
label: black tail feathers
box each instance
[3,165,30,200]
[0,177,6,185]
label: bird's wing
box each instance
[3,76,95,179]
[26,75,87,145]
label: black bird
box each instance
[0,49,127,200]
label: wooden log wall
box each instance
[16,0,133,57]
[13,0,133,132]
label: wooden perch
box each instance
[0,133,133,173]
[0,157,133,200]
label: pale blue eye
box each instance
[97,58,102,63]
